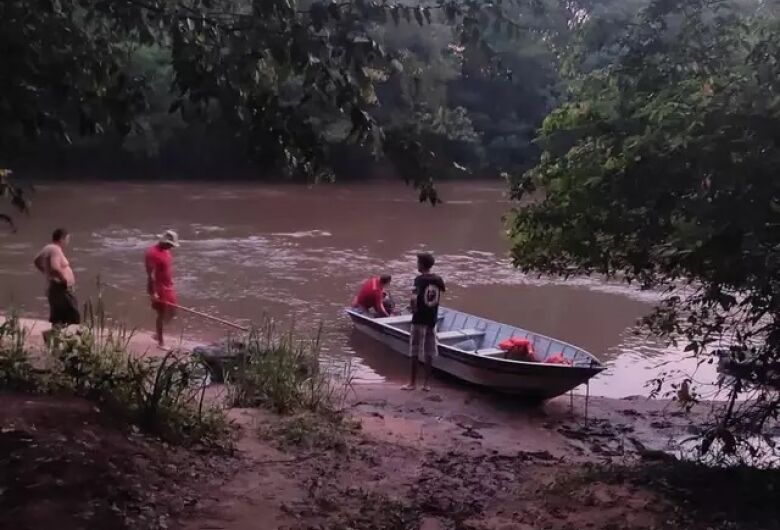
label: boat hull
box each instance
[349,311,603,399]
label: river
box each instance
[0,181,718,398]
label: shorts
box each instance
[152,288,177,313]
[47,282,81,326]
[410,324,437,361]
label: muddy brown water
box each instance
[0,181,718,398]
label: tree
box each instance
[509,0,780,456]
[0,1,609,199]
[0,169,29,230]
[0,1,151,156]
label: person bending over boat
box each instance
[403,252,445,392]
[145,229,179,348]
[352,274,393,317]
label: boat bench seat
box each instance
[476,348,504,356]
[437,329,485,341]
[375,314,445,326]
[374,314,414,325]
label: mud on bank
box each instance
[0,393,236,530]
[2,385,778,530]
[2,318,778,530]
[182,384,779,530]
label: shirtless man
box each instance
[145,229,179,347]
[33,228,80,342]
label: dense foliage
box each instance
[510,0,780,453]
[0,1,609,189]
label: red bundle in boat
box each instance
[498,337,537,362]
[544,353,571,365]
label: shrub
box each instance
[0,314,37,391]
[225,320,354,415]
[0,303,232,449]
[49,328,230,448]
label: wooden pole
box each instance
[164,302,250,332]
[585,380,590,426]
[569,389,574,415]
[101,280,250,332]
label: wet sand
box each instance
[1,316,201,356]
[181,384,718,530]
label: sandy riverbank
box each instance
[179,381,749,530]
[6,314,756,530]
[0,316,202,354]
[2,314,709,457]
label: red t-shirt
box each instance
[353,277,386,315]
[145,244,175,303]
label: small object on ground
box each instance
[461,428,483,440]
[629,437,677,462]
[192,339,251,383]
[400,384,416,391]
[521,450,555,461]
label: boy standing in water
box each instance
[145,230,179,348]
[402,252,445,391]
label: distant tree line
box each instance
[0,0,640,187]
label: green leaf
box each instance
[414,7,424,26]
[390,6,400,26]
[327,1,342,21]
[168,99,182,114]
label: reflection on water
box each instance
[0,181,717,398]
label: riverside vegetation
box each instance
[3,307,780,529]
[0,302,361,529]
[0,309,231,449]
[0,304,356,449]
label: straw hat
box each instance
[158,229,180,247]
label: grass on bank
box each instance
[1,305,355,449]
[219,319,360,451]
[223,320,354,415]
[0,308,230,448]
[0,315,37,392]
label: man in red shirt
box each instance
[352,275,392,317]
[145,229,179,347]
